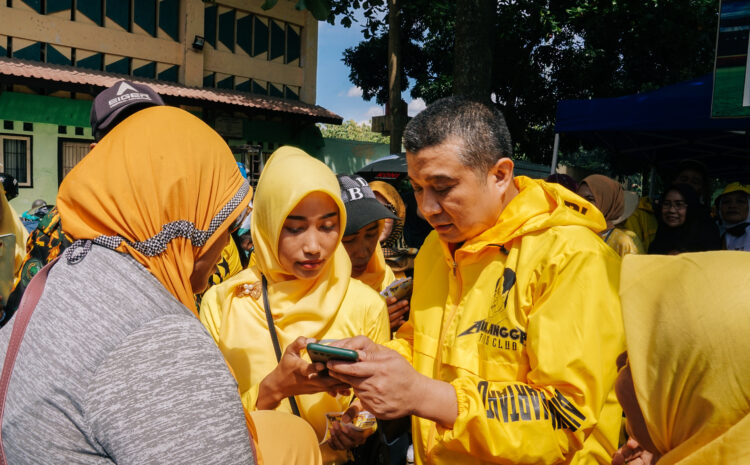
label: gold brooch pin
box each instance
[234,281,262,300]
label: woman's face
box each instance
[720,191,749,224]
[577,183,597,206]
[661,190,687,228]
[278,192,341,280]
[342,221,380,278]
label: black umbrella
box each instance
[356,154,408,182]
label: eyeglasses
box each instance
[661,201,687,211]
[230,207,252,234]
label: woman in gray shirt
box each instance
[0,106,320,464]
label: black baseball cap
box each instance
[90,80,164,141]
[337,174,399,236]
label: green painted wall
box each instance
[2,122,92,214]
[317,138,390,175]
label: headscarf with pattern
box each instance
[57,106,251,312]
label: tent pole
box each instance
[648,165,657,198]
[550,133,560,174]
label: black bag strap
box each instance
[0,257,59,464]
[261,275,301,417]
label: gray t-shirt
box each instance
[0,246,255,464]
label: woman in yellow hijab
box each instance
[200,147,390,464]
[614,252,750,464]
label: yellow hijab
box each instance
[356,230,395,292]
[57,106,251,312]
[0,189,29,275]
[620,252,750,464]
[249,146,351,344]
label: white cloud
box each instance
[365,106,385,118]
[408,98,426,116]
[346,86,364,97]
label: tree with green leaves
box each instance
[318,120,390,144]
[266,1,718,165]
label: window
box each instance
[0,135,32,187]
[59,140,90,182]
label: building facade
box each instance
[0,0,340,211]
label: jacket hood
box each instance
[458,176,606,254]
[620,252,750,464]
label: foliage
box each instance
[270,0,718,167]
[337,0,719,166]
[318,120,390,144]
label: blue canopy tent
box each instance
[553,74,750,183]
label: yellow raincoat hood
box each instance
[448,176,606,256]
[620,252,750,464]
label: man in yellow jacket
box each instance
[328,97,625,465]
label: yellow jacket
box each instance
[620,252,750,464]
[207,238,245,287]
[200,147,390,464]
[623,197,657,251]
[387,177,624,465]
[603,228,643,257]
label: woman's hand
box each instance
[385,296,409,332]
[256,337,350,410]
[612,437,660,465]
[327,402,374,450]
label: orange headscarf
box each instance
[57,106,251,312]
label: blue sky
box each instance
[315,19,426,125]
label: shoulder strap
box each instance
[0,257,59,464]
[261,275,301,417]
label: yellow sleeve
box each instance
[383,320,414,364]
[365,296,391,345]
[433,249,625,464]
[199,284,223,346]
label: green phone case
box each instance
[307,343,359,363]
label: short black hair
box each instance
[403,96,513,173]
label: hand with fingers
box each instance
[327,402,374,451]
[256,336,350,410]
[327,336,458,428]
[611,438,660,465]
[385,296,410,332]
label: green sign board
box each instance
[713,0,750,117]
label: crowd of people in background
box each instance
[0,80,746,465]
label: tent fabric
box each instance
[554,74,750,182]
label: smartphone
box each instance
[0,234,15,307]
[380,277,413,301]
[307,342,359,363]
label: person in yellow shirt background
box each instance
[623,196,658,251]
[577,175,643,256]
[200,147,390,464]
[338,174,411,332]
[328,97,625,465]
[614,252,750,465]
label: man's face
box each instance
[407,138,509,244]
[342,221,380,277]
[675,168,704,196]
[720,191,749,224]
